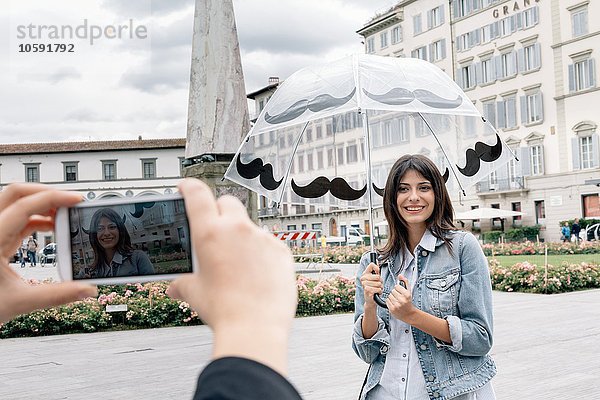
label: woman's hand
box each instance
[386,274,417,323]
[360,262,383,308]
[0,184,97,324]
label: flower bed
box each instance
[481,241,600,256]
[3,259,600,338]
[489,260,600,294]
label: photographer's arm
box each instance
[0,184,97,324]
[168,178,301,399]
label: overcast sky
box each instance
[0,0,396,144]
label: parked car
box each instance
[586,223,600,241]
[39,242,57,264]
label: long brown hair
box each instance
[379,154,455,260]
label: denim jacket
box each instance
[352,231,496,400]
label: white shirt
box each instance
[369,230,496,400]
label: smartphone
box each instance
[55,193,196,285]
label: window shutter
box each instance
[517,48,525,73]
[486,103,497,127]
[510,52,518,76]
[496,101,506,128]
[456,68,464,88]
[427,10,433,30]
[520,147,531,176]
[568,64,576,92]
[572,137,581,170]
[588,58,596,88]
[495,56,504,79]
[536,92,544,122]
[592,134,600,168]
[429,43,434,61]
[538,145,545,174]
[441,39,447,59]
[506,97,517,128]
[440,5,445,25]
[534,43,541,69]
[456,36,462,51]
[532,6,539,24]
[520,96,528,124]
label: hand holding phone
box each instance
[56,194,197,285]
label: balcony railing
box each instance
[476,177,525,193]
[258,207,280,217]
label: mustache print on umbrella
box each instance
[236,154,283,191]
[130,202,156,218]
[264,88,356,125]
[457,134,503,177]
[362,88,463,109]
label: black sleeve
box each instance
[193,357,303,400]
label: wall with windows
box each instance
[0,144,185,200]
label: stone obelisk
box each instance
[184,0,256,221]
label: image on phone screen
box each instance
[68,198,192,280]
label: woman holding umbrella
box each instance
[352,155,496,399]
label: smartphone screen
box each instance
[67,197,193,281]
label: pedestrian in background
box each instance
[19,243,27,268]
[27,236,38,267]
[572,218,581,243]
[561,222,571,243]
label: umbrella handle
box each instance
[370,252,406,309]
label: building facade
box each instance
[0,138,186,245]
[257,0,600,242]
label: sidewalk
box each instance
[1,289,599,399]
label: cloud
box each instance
[65,108,110,122]
[100,0,193,17]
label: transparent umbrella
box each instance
[225,54,517,306]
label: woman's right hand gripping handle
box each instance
[360,261,383,309]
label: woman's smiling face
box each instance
[96,216,119,251]
[396,169,435,230]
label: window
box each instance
[496,96,517,129]
[569,58,596,92]
[429,39,446,62]
[380,31,388,48]
[411,46,427,61]
[346,143,358,163]
[336,146,345,165]
[520,92,543,124]
[534,200,546,225]
[499,51,517,79]
[297,154,304,173]
[25,164,40,182]
[316,125,323,139]
[142,159,156,179]
[258,99,265,112]
[307,153,313,171]
[413,14,422,35]
[571,6,588,38]
[327,148,334,167]
[391,26,402,44]
[454,0,470,19]
[478,58,495,85]
[530,144,544,175]
[522,6,539,29]
[366,37,375,54]
[579,136,594,169]
[500,16,516,37]
[63,163,78,182]
[457,64,476,90]
[512,202,522,226]
[428,5,444,30]
[520,43,541,72]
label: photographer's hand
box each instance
[0,184,97,324]
[168,178,297,376]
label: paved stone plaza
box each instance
[2,286,600,399]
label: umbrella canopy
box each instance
[225,54,516,210]
[455,207,524,220]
